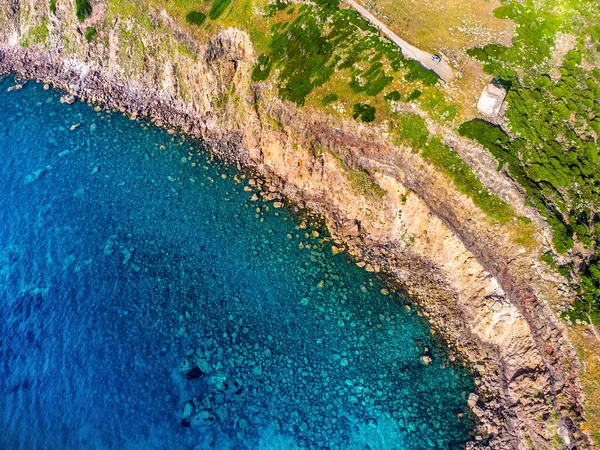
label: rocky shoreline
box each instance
[0,28,592,449]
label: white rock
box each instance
[477,82,507,116]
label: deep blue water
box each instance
[0,75,474,449]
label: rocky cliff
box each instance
[0,0,594,448]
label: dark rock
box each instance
[186,366,204,380]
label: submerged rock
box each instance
[185,366,204,380]
[60,94,75,104]
[24,167,50,185]
[103,235,117,256]
[181,399,195,427]
[191,409,215,427]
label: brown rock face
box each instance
[0,3,593,448]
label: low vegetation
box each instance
[208,0,232,20]
[185,11,207,26]
[405,89,421,102]
[84,26,97,42]
[349,0,514,112]
[392,113,518,225]
[457,3,600,430]
[20,16,49,48]
[346,167,386,198]
[252,0,439,107]
[352,103,376,122]
[320,92,339,106]
[570,325,600,444]
[383,90,401,102]
[75,0,92,22]
[61,0,599,443]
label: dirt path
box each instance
[344,0,454,82]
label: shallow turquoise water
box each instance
[0,75,474,449]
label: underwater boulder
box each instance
[186,366,204,380]
[181,400,195,427]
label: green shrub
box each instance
[492,5,513,19]
[394,113,515,223]
[75,0,92,22]
[186,11,207,26]
[348,62,393,96]
[540,252,557,269]
[384,90,401,101]
[251,54,273,82]
[209,0,231,20]
[84,27,97,42]
[320,93,338,106]
[406,89,422,102]
[264,0,289,16]
[262,11,336,104]
[422,137,515,223]
[313,0,340,9]
[50,0,57,14]
[404,60,439,85]
[352,103,376,122]
[564,254,600,326]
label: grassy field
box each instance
[353,0,513,54]
[350,0,514,112]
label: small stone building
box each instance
[477,81,508,116]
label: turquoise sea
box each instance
[0,75,474,449]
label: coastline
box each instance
[0,38,591,449]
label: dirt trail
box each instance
[344,0,454,81]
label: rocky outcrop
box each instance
[0,1,592,448]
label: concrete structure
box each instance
[477,82,507,116]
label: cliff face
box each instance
[0,1,593,448]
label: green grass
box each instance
[208,0,231,20]
[50,0,57,14]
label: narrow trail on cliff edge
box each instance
[343,0,455,81]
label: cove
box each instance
[0,76,474,449]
